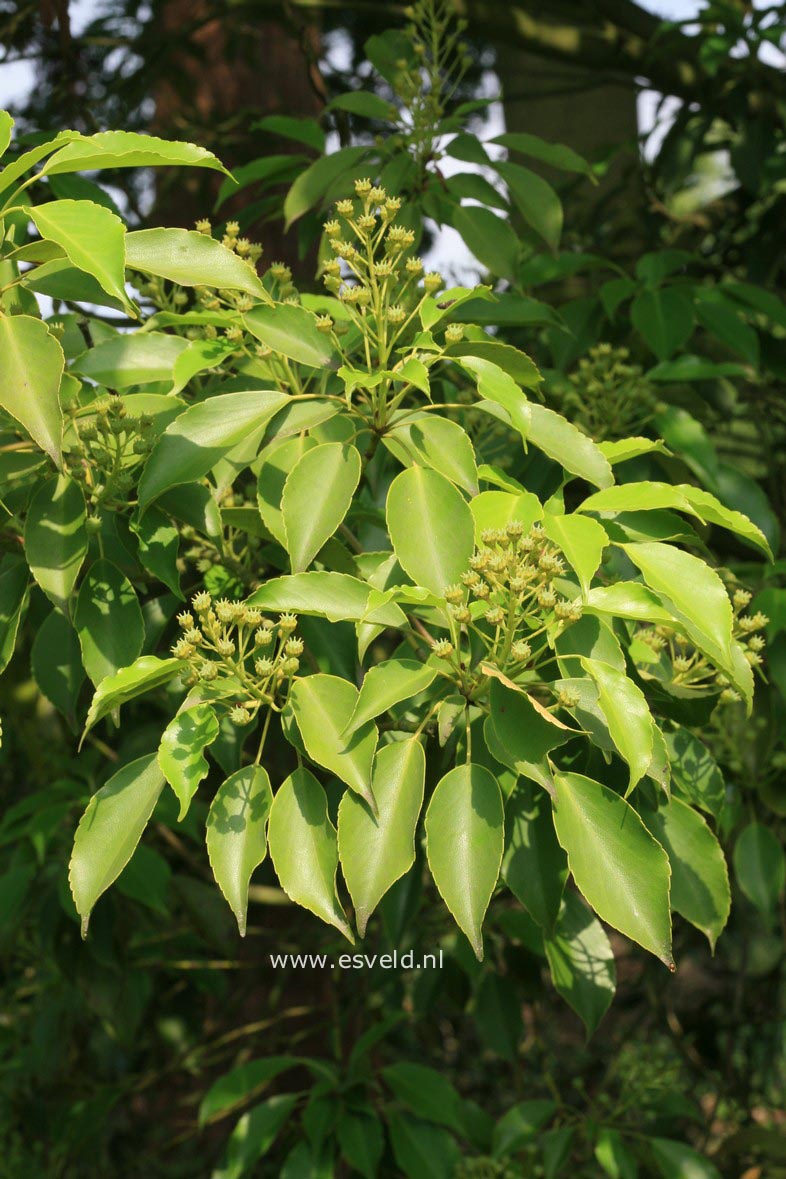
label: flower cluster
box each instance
[559,343,658,441]
[434,521,582,692]
[320,179,446,349]
[634,587,767,704]
[172,592,302,724]
[64,393,154,516]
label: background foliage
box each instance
[1,1,785,1176]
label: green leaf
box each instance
[487,680,569,788]
[31,608,84,723]
[28,199,134,315]
[74,559,144,685]
[388,1113,460,1179]
[733,821,786,913]
[664,726,725,816]
[456,355,532,442]
[218,1096,298,1179]
[594,1128,638,1179]
[649,1138,721,1179]
[47,171,124,215]
[584,582,677,627]
[214,154,307,209]
[450,339,541,388]
[678,484,771,557]
[169,337,236,395]
[527,404,613,488]
[158,703,220,820]
[329,90,396,119]
[643,797,730,949]
[579,481,771,557]
[130,505,182,597]
[283,145,370,226]
[138,390,287,506]
[344,659,437,735]
[207,765,274,935]
[253,113,325,152]
[282,442,361,572]
[72,332,188,387]
[494,160,563,250]
[338,738,425,936]
[425,764,504,960]
[453,205,520,281]
[648,355,746,381]
[337,1110,384,1179]
[0,315,64,466]
[267,766,354,941]
[69,753,165,936]
[470,490,543,541]
[382,1063,462,1132]
[244,302,336,368]
[493,131,593,176]
[24,473,87,614]
[247,571,405,627]
[599,437,668,464]
[0,110,13,159]
[125,228,268,299]
[0,129,81,197]
[631,288,694,360]
[552,771,673,967]
[502,781,567,933]
[398,356,432,394]
[256,433,318,546]
[695,296,759,365]
[581,658,654,790]
[542,512,608,598]
[544,891,616,1036]
[621,542,739,688]
[492,1101,557,1157]
[43,129,230,175]
[22,256,127,312]
[289,674,378,809]
[386,467,475,596]
[556,613,625,673]
[199,1056,300,1125]
[384,414,478,495]
[82,655,184,742]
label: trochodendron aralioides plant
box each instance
[0,107,774,1046]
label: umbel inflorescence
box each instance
[172,593,302,724]
[634,587,767,704]
[434,521,583,701]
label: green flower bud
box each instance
[215,599,235,623]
